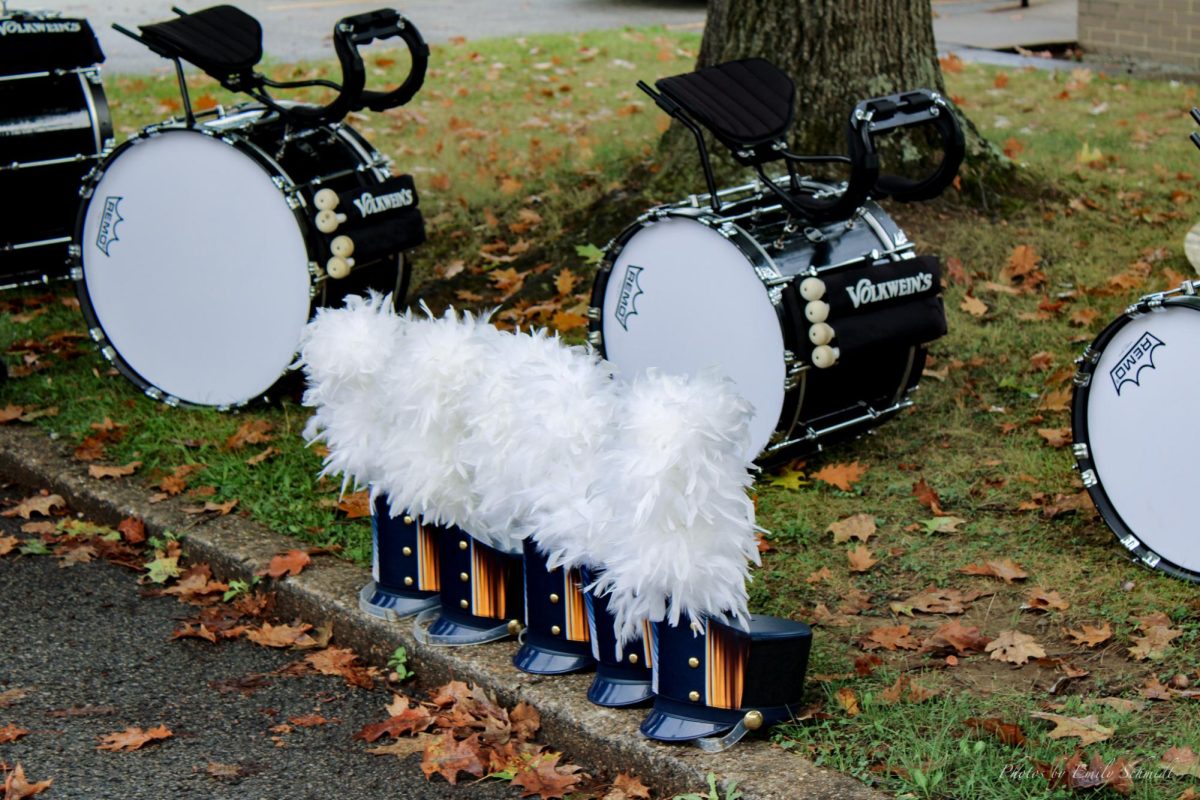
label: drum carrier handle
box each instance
[114,6,428,129]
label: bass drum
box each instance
[0,11,111,288]
[73,106,422,408]
[590,181,946,464]
[1072,287,1200,582]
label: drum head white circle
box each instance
[1086,305,1200,571]
[80,130,311,406]
[600,216,785,456]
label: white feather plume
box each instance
[586,369,760,647]
[297,292,404,494]
[461,328,618,560]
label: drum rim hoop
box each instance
[1071,296,1200,582]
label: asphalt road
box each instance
[29,0,706,73]
[0,494,525,800]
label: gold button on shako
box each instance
[459,572,469,582]
[688,657,700,669]
[459,599,469,609]
[549,593,560,604]
[403,577,414,586]
[628,654,638,664]
[743,710,764,731]
[550,625,562,635]
[458,540,469,551]
[402,546,412,556]
[403,515,414,525]
[506,619,522,635]
[688,691,700,702]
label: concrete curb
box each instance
[0,424,885,800]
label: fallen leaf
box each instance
[2,763,52,798]
[510,751,582,799]
[246,622,314,648]
[922,516,966,534]
[835,686,860,716]
[1161,746,1200,778]
[827,513,876,544]
[922,620,992,655]
[554,269,579,296]
[1,494,65,520]
[912,478,944,515]
[261,550,312,579]
[861,624,920,651]
[1030,712,1113,745]
[960,559,1027,583]
[960,294,988,317]
[806,566,832,585]
[1065,622,1112,648]
[182,499,238,516]
[768,467,806,490]
[986,630,1046,665]
[605,773,652,800]
[0,688,31,708]
[965,717,1026,746]
[1037,428,1071,448]
[880,675,938,705]
[288,714,334,728]
[96,725,173,751]
[1093,697,1146,714]
[420,730,486,785]
[0,724,30,743]
[245,447,280,466]
[117,517,146,544]
[812,461,867,491]
[305,647,376,689]
[336,492,371,519]
[1021,588,1070,612]
[367,733,434,759]
[891,587,988,616]
[88,461,142,479]
[225,419,274,451]
[0,536,17,557]
[846,544,878,573]
[1128,624,1182,661]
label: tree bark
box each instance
[657,0,1000,192]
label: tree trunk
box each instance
[657,0,1001,194]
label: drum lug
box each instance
[718,223,735,238]
[1072,443,1089,460]
[145,387,163,401]
[768,286,783,306]
[68,246,82,261]
[1075,347,1100,366]
[1080,468,1098,488]
[87,327,103,342]
[803,227,825,243]
[588,331,603,347]
[1141,551,1160,569]
[586,306,601,321]
[1072,370,1091,387]
[1120,533,1140,551]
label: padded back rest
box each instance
[139,5,262,81]
[655,58,795,156]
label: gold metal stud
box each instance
[551,625,562,636]
[459,540,469,551]
[403,515,414,525]
[403,577,414,586]
[688,691,700,702]
[743,710,764,731]
[688,657,700,669]
[459,572,469,582]
[507,619,523,635]
[549,593,560,604]
[402,546,412,557]
[459,599,470,609]
[628,654,639,664]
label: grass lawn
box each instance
[2,28,1198,799]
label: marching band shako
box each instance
[641,615,812,749]
[1072,282,1200,583]
[359,494,440,621]
[513,539,594,675]
[0,10,111,289]
[413,527,525,646]
[580,565,653,707]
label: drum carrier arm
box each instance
[638,58,964,220]
[113,4,429,129]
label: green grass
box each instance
[3,31,1200,799]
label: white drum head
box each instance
[1086,305,1200,571]
[79,130,312,406]
[601,216,785,456]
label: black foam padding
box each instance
[822,295,947,358]
[138,5,262,78]
[815,256,941,318]
[655,58,794,148]
[337,209,426,260]
[0,15,104,74]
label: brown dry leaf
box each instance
[157,464,205,495]
[245,447,280,466]
[246,622,314,648]
[224,419,273,451]
[1021,588,1070,613]
[288,714,334,728]
[854,654,883,676]
[1065,622,1113,648]
[986,630,1046,665]
[2,763,52,799]
[359,697,441,740]
[511,751,582,799]
[1000,244,1043,291]
[959,559,1028,583]
[1161,746,1200,778]
[510,701,541,743]
[811,461,867,491]
[835,686,860,716]
[922,620,992,655]
[960,294,988,317]
[0,536,18,557]
[1093,697,1146,713]
[1,494,65,520]
[305,647,376,689]
[1128,624,1182,661]
[162,565,228,602]
[420,730,487,785]
[336,492,371,519]
[117,517,146,544]
[96,725,173,751]
[805,566,832,585]
[57,544,97,568]
[1030,712,1113,745]
[912,478,944,515]
[880,675,938,705]
[862,624,920,651]
[0,724,30,743]
[827,513,876,544]
[891,587,988,616]
[554,269,579,296]
[87,461,142,480]
[261,550,312,579]
[0,688,31,708]
[550,310,588,332]
[182,499,238,516]
[965,717,1026,746]
[846,544,878,573]
[604,773,652,800]
[1070,308,1101,327]
[367,733,435,759]
[1039,387,1072,412]
[1037,428,1072,448]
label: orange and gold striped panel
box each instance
[471,542,507,619]
[642,620,655,668]
[705,622,749,710]
[417,524,440,592]
[564,569,590,643]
